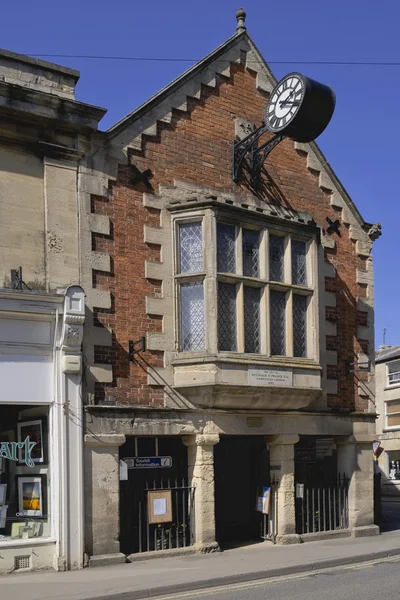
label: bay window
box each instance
[176,215,315,360]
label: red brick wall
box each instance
[91,63,367,411]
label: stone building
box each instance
[0,49,104,572]
[78,11,382,562]
[375,345,400,496]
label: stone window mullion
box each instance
[286,289,294,357]
[237,281,245,353]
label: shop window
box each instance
[388,450,400,480]
[0,405,50,541]
[388,361,400,386]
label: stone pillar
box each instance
[336,435,379,537]
[183,434,220,553]
[268,434,300,544]
[84,434,126,565]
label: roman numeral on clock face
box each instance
[269,115,278,128]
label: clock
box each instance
[265,72,336,143]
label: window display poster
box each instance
[256,487,271,514]
[148,490,172,524]
[17,476,45,517]
[17,420,45,464]
[0,505,7,529]
[0,484,6,506]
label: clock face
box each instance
[266,74,305,132]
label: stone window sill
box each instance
[0,537,56,547]
[173,352,321,370]
[384,383,400,392]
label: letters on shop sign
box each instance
[0,437,37,468]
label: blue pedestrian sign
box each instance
[123,456,172,469]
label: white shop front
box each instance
[0,286,85,573]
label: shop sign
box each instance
[295,448,316,464]
[0,437,37,468]
[123,456,172,469]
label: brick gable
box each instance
[87,53,375,412]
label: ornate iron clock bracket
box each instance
[232,123,285,184]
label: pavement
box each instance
[172,557,400,600]
[2,529,400,600]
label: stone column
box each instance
[268,434,300,544]
[336,435,379,537]
[84,433,126,565]
[183,434,220,552]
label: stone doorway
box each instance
[214,436,269,547]
[119,436,188,555]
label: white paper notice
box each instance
[119,460,128,481]
[153,498,167,516]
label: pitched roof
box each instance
[376,345,400,364]
[105,21,371,233]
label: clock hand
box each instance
[279,89,295,106]
[279,100,300,107]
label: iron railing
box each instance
[296,474,349,535]
[137,478,195,553]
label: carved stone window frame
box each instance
[172,208,318,362]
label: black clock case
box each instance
[268,73,336,143]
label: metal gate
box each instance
[137,478,195,553]
[296,474,349,535]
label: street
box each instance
[159,558,400,600]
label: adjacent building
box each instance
[375,345,400,495]
[0,49,104,573]
[80,11,381,565]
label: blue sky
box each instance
[2,0,398,347]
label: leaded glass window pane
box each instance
[243,229,260,278]
[218,283,237,351]
[179,222,203,273]
[180,282,205,351]
[291,240,307,286]
[293,294,307,357]
[244,287,260,353]
[217,223,236,273]
[270,290,286,355]
[269,235,284,282]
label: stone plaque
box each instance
[247,416,262,428]
[248,367,292,387]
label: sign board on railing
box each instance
[123,456,172,469]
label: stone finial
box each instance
[368,222,382,241]
[236,8,246,32]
